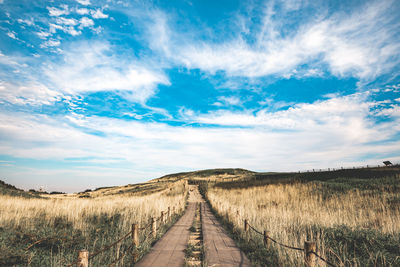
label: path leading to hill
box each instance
[135,185,251,267]
[135,186,201,267]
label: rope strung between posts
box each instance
[139,221,153,231]
[246,222,337,266]
[88,231,132,260]
[64,207,174,267]
[26,236,67,251]
[247,222,303,251]
[248,223,263,236]
[65,230,132,267]
[311,251,337,267]
[266,235,304,251]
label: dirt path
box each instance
[135,185,200,267]
[135,185,251,267]
[201,202,252,267]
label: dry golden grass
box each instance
[0,179,188,266]
[0,179,187,232]
[207,177,400,266]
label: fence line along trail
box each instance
[135,185,201,267]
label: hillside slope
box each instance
[0,180,40,198]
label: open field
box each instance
[0,179,188,266]
[201,166,400,266]
[1,166,400,266]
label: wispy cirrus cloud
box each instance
[76,0,91,6]
[213,96,243,107]
[39,39,61,48]
[91,9,108,19]
[76,8,90,15]
[0,82,62,106]
[55,17,78,26]
[145,0,400,82]
[47,5,70,17]
[34,3,109,49]
[42,42,169,103]
[79,17,94,28]
[0,40,169,106]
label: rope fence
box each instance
[297,162,399,174]
[63,206,178,267]
[244,219,337,267]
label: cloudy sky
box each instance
[0,0,399,192]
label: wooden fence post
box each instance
[132,223,139,262]
[161,211,165,224]
[173,206,176,215]
[132,223,139,247]
[77,249,88,267]
[168,207,171,221]
[304,241,316,267]
[263,230,270,249]
[244,219,249,240]
[151,217,157,238]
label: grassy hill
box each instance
[154,168,255,182]
[2,165,399,198]
[0,180,41,198]
[212,165,400,188]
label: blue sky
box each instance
[0,0,399,192]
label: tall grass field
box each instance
[0,179,187,266]
[201,167,400,266]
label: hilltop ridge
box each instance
[153,168,255,182]
[2,165,399,197]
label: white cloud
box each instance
[7,32,17,39]
[79,17,94,28]
[149,1,400,81]
[47,5,69,17]
[76,0,91,5]
[49,23,81,36]
[190,93,375,132]
[43,42,169,103]
[49,23,64,33]
[36,31,51,39]
[56,17,78,26]
[17,18,35,26]
[91,9,108,19]
[177,91,400,158]
[213,96,242,107]
[76,8,90,15]
[40,39,61,48]
[0,51,27,67]
[0,82,62,106]
[374,105,400,117]
[65,27,81,36]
